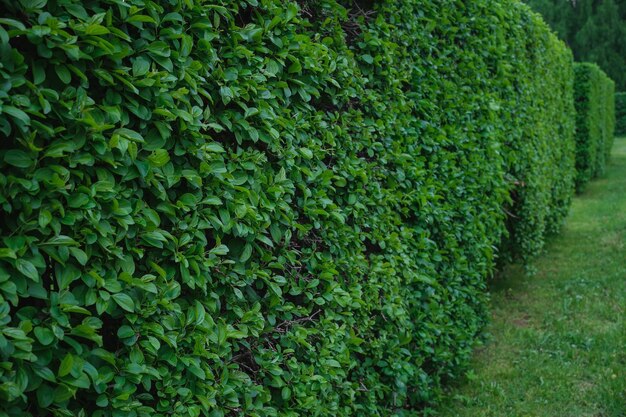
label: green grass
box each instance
[438,138,626,417]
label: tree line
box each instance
[526,0,626,90]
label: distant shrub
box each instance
[0,0,574,416]
[573,63,616,190]
[615,92,626,136]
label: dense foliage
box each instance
[573,63,615,190]
[0,0,575,416]
[526,0,626,90]
[615,92,626,136]
[496,15,576,260]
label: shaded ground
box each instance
[438,138,626,417]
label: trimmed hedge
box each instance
[573,63,616,190]
[616,92,626,136]
[0,1,574,416]
[497,10,576,259]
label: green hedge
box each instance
[573,63,616,190]
[616,92,626,136]
[497,10,576,259]
[0,1,574,415]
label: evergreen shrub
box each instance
[0,0,575,415]
[573,62,616,190]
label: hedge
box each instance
[616,92,626,136]
[573,63,616,190]
[0,1,574,416]
[497,10,576,259]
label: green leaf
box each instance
[265,60,281,76]
[324,359,341,368]
[68,193,89,208]
[127,14,157,24]
[69,247,88,265]
[33,62,46,85]
[299,147,313,159]
[84,23,110,36]
[219,86,233,105]
[188,364,206,380]
[288,60,302,73]
[147,149,170,167]
[285,3,298,21]
[38,210,52,228]
[34,366,56,382]
[132,56,151,77]
[117,325,134,338]
[2,106,31,125]
[4,150,33,168]
[58,353,74,377]
[204,142,225,153]
[34,327,55,345]
[0,18,26,30]
[142,231,167,248]
[146,40,170,57]
[239,25,263,43]
[209,244,229,256]
[56,264,81,290]
[55,65,71,84]
[281,386,291,400]
[16,259,38,281]
[36,384,55,407]
[113,128,145,143]
[41,235,79,246]
[112,293,135,312]
[0,248,17,259]
[194,301,205,326]
[19,0,47,9]
[111,72,139,94]
[53,384,74,402]
[240,243,252,263]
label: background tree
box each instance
[526,0,626,90]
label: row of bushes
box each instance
[573,63,616,190]
[616,92,626,136]
[0,0,579,415]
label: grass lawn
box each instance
[437,138,626,417]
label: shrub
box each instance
[0,0,574,416]
[615,92,626,136]
[573,63,616,190]
[497,10,576,259]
